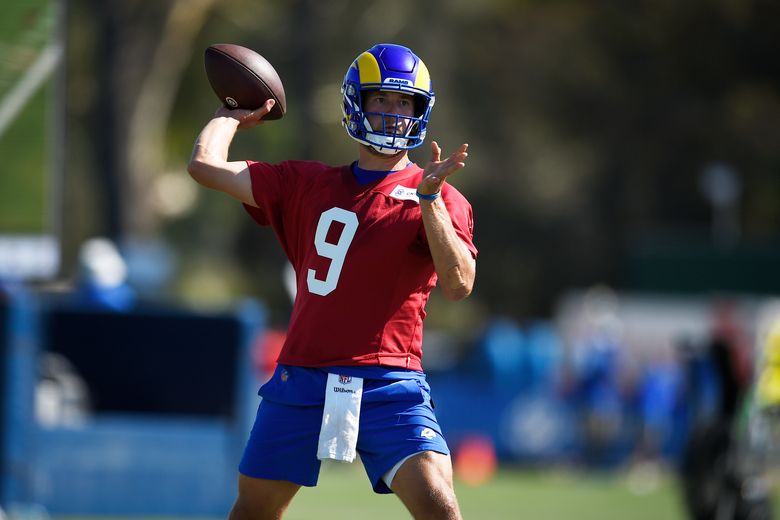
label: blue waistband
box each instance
[258,364,429,406]
[321,364,426,381]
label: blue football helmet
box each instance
[341,44,435,154]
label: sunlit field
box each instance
[51,462,737,520]
[290,463,688,520]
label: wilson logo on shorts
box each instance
[420,428,437,440]
[338,375,352,385]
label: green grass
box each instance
[52,463,780,520]
[284,462,687,520]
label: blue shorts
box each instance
[238,365,450,494]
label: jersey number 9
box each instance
[307,207,359,296]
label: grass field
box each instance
[48,463,688,520]
[54,462,780,520]
[286,462,687,520]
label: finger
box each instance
[240,112,261,127]
[425,162,464,184]
[442,151,467,168]
[253,100,275,118]
[454,144,469,161]
[243,99,275,121]
[443,155,468,174]
[431,141,441,163]
[443,162,466,176]
[451,149,468,161]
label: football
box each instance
[204,43,286,120]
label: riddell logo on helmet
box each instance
[384,78,411,86]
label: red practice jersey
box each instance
[243,160,477,371]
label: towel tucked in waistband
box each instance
[317,373,363,463]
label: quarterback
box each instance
[188,43,477,520]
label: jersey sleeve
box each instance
[420,187,478,258]
[242,160,289,227]
[448,193,478,258]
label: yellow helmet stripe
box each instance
[414,60,431,90]
[356,52,381,84]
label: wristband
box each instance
[416,190,441,201]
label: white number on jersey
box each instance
[307,207,359,296]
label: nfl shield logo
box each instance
[338,374,352,385]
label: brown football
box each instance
[204,43,286,119]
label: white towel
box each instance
[317,373,363,463]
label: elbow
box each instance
[187,157,218,189]
[187,158,206,184]
[440,267,475,301]
[442,283,472,301]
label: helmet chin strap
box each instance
[364,142,406,157]
[370,142,406,155]
[362,118,412,154]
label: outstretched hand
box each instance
[214,98,276,129]
[417,141,469,196]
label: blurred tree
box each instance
[126,0,221,234]
[69,0,220,241]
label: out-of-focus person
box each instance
[73,237,136,312]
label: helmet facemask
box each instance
[349,87,432,155]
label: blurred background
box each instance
[2,0,780,518]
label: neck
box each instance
[357,145,411,171]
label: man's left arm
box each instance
[417,142,476,301]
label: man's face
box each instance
[363,90,416,136]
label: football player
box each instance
[188,43,476,520]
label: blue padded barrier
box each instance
[0,287,40,510]
[2,297,265,517]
